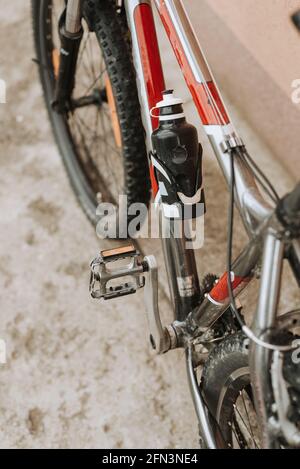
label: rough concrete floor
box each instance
[0,1,299,449]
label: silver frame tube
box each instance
[161,218,201,321]
[124,0,294,448]
[65,0,83,34]
[250,227,284,448]
[186,346,217,449]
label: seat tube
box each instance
[161,217,201,321]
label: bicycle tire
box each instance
[201,332,261,449]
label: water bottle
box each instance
[151,90,204,219]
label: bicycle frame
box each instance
[63,0,300,448]
[126,0,273,320]
[124,0,300,448]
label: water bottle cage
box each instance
[150,151,205,220]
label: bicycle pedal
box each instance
[89,244,145,300]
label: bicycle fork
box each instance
[65,0,83,34]
[250,223,300,448]
[52,0,83,113]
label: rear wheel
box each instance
[201,332,261,449]
[32,0,151,228]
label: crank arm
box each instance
[143,255,175,354]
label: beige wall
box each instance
[203,0,300,98]
[182,0,300,179]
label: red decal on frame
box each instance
[210,272,250,303]
[134,3,166,196]
[156,2,229,126]
[134,4,165,129]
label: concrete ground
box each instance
[0,1,298,449]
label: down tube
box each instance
[126,0,201,319]
[125,0,165,196]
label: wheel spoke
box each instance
[97,110,120,193]
[240,390,258,446]
[233,402,259,449]
[232,414,248,449]
[77,32,91,69]
[230,418,245,449]
[82,69,107,97]
[88,35,97,82]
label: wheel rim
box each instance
[216,369,261,449]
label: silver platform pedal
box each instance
[89,244,145,300]
[90,247,173,354]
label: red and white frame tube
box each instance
[154,0,232,129]
[125,0,166,197]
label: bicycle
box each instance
[32,0,300,448]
